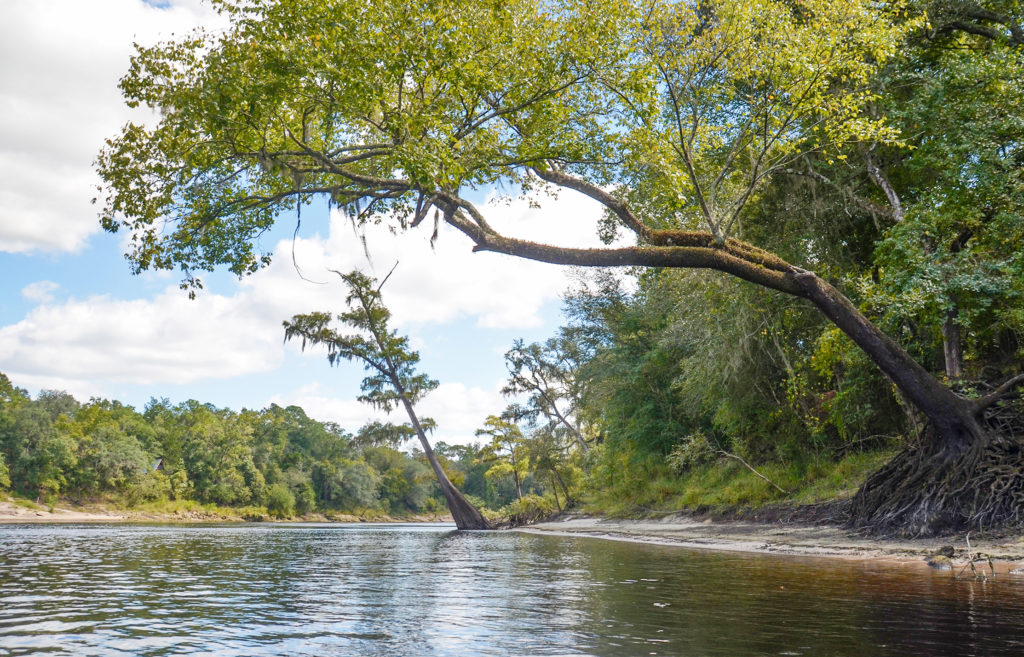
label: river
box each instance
[1,523,1022,656]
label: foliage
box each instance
[500,494,559,527]
[0,371,460,516]
[266,482,296,518]
[283,271,438,414]
[475,414,529,499]
[666,433,716,474]
[0,452,9,490]
[97,0,915,293]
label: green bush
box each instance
[293,482,316,515]
[124,470,171,506]
[665,432,715,473]
[265,482,296,519]
[0,453,9,490]
[500,494,558,527]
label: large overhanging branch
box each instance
[435,193,803,296]
[432,189,974,429]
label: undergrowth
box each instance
[583,448,895,516]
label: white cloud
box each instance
[0,0,220,253]
[21,281,61,303]
[0,288,283,387]
[268,381,504,446]
[0,187,615,405]
[249,188,616,331]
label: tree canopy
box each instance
[96,0,1024,535]
[99,0,911,288]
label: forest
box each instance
[0,371,559,520]
[4,0,1022,534]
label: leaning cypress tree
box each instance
[283,270,490,530]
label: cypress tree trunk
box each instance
[942,308,964,380]
[399,396,490,530]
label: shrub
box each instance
[265,483,296,519]
[500,494,558,527]
[665,432,715,474]
[124,471,171,506]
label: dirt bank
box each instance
[0,499,127,523]
[518,514,1024,574]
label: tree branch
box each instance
[974,373,1024,412]
[531,167,654,241]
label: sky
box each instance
[0,0,619,446]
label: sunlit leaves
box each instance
[99,0,915,288]
[616,0,917,238]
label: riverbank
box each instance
[0,496,452,524]
[519,513,1024,574]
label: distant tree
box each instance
[503,334,590,452]
[177,402,263,506]
[8,404,77,500]
[35,390,81,423]
[353,420,434,449]
[475,414,528,500]
[338,458,381,509]
[64,400,154,496]
[284,270,490,529]
[0,452,9,490]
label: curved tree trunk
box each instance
[442,198,1024,535]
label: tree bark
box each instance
[942,307,964,380]
[512,463,523,500]
[399,395,490,530]
[439,193,1024,534]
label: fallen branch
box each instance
[975,373,1024,412]
[716,450,788,494]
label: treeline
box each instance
[0,373,543,518]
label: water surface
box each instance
[1,523,1023,656]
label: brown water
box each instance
[1,523,1022,656]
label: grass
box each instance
[3,493,45,511]
[583,449,896,516]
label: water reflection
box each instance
[1,523,1022,656]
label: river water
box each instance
[1,523,1023,656]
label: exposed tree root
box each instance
[848,392,1024,537]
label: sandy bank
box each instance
[519,514,1024,574]
[0,500,127,523]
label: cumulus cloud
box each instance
[0,0,219,253]
[0,287,283,387]
[268,381,504,446]
[21,281,61,303]
[0,187,613,411]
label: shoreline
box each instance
[7,498,1024,575]
[518,514,1024,574]
[0,498,452,525]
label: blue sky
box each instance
[0,0,613,444]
